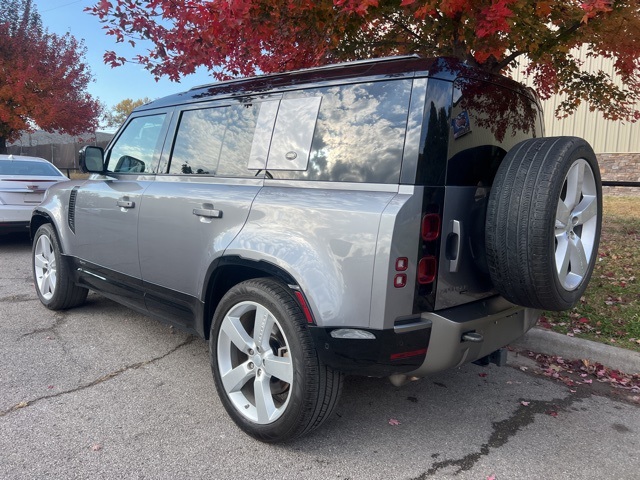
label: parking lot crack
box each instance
[412,389,591,478]
[19,311,68,339]
[0,336,195,418]
[0,293,36,304]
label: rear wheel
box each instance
[486,137,602,311]
[32,224,88,310]
[210,278,343,442]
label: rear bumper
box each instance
[308,319,432,377]
[1,205,34,226]
[408,296,540,376]
[309,295,539,378]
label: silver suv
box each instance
[31,56,602,442]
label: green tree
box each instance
[103,97,153,128]
[0,0,101,153]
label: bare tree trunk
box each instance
[0,137,7,155]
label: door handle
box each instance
[117,198,135,209]
[447,220,461,273]
[193,207,222,219]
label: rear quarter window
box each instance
[269,80,412,184]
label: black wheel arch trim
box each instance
[30,209,54,241]
[200,256,301,339]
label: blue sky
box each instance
[33,0,214,111]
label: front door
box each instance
[72,112,170,310]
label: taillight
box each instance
[395,257,408,271]
[421,213,441,241]
[418,209,441,286]
[394,257,408,288]
[393,274,407,288]
[418,256,437,284]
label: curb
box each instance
[510,327,640,375]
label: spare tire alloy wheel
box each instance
[555,158,599,292]
[210,278,343,442]
[486,137,602,311]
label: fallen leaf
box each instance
[479,373,488,378]
[520,366,528,372]
[15,402,28,409]
[547,411,558,417]
[487,475,497,480]
[90,444,102,451]
[521,401,530,406]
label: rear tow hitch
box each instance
[473,348,508,367]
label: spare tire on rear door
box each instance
[485,137,602,311]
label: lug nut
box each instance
[248,362,254,369]
[248,349,254,355]
[257,369,262,376]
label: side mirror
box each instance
[79,146,105,173]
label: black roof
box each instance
[137,56,532,111]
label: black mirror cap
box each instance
[79,146,105,173]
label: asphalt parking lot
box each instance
[1,232,639,479]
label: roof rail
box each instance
[188,55,422,92]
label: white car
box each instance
[0,154,67,234]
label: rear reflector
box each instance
[390,348,428,360]
[330,329,376,340]
[421,213,441,241]
[294,291,315,324]
[418,256,437,284]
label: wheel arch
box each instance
[30,211,57,244]
[200,256,300,340]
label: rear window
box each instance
[0,160,62,177]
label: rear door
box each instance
[137,98,279,329]
[435,77,543,309]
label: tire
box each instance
[32,224,88,310]
[210,278,343,443]
[486,137,602,311]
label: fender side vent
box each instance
[68,186,79,233]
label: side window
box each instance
[270,80,412,183]
[107,114,166,173]
[169,102,275,177]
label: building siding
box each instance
[513,47,639,154]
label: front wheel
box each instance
[32,224,88,310]
[210,278,343,442]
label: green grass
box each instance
[542,196,640,352]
